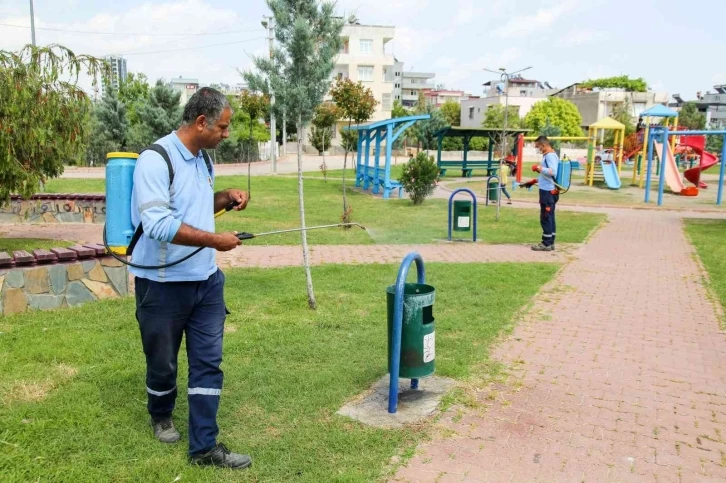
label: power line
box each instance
[120,37,265,56]
[0,22,262,37]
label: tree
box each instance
[0,44,105,201]
[678,102,706,130]
[440,100,461,127]
[329,77,376,223]
[412,103,447,153]
[216,92,270,163]
[118,72,150,124]
[603,100,635,147]
[87,87,129,165]
[579,75,648,92]
[524,98,584,137]
[237,91,270,160]
[391,100,412,154]
[482,105,521,156]
[706,135,723,159]
[310,102,340,179]
[392,99,409,119]
[244,0,344,310]
[482,104,522,129]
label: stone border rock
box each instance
[0,242,128,315]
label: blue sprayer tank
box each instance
[105,152,139,255]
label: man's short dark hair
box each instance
[182,87,231,127]
[534,135,551,146]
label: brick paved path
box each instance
[393,210,726,482]
[216,243,572,268]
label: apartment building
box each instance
[168,76,200,106]
[101,55,127,96]
[460,77,557,128]
[553,84,669,128]
[671,86,726,129]
[398,70,436,108]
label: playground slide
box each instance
[653,141,694,195]
[599,159,621,189]
[680,137,719,188]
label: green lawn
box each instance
[684,219,726,327]
[45,176,605,246]
[0,262,559,482]
[0,238,73,253]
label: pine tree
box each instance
[244,0,344,309]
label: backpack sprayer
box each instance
[103,151,365,270]
[518,157,573,194]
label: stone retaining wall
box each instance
[0,257,128,315]
[0,194,105,224]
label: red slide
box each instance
[681,135,720,188]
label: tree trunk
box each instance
[341,119,352,223]
[297,116,317,309]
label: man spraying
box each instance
[131,87,251,469]
[520,136,559,251]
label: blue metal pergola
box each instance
[344,114,431,199]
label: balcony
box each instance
[402,80,432,90]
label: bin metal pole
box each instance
[389,251,426,414]
[447,188,478,242]
[485,175,500,207]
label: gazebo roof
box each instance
[343,114,431,131]
[590,116,625,130]
[434,126,531,139]
[639,104,679,118]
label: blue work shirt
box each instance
[538,152,559,191]
[129,132,217,282]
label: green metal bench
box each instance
[439,160,500,178]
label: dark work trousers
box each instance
[135,268,228,456]
[539,189,559,246]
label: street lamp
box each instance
[262,15,276,173]
[483,66,532,220]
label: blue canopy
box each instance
[640,104,678,118]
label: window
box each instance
[520,90,528,96]
[382,93,392,111]
[469,106,474,120]
[358,66,374,82]
[383,66,393,82]
[340,39,349,54]
[359,39,373,54]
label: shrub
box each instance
[308,126,332,153]
[398,152,439,205]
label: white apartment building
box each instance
[460,77,558,128]
[101,55,127,96]
[168,76,200,106]
[324,22,396,148]
[399,70,435,108]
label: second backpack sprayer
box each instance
[103,149,365,270]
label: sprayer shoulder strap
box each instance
[126,144,213,257]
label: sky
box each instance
[1,0,724,100]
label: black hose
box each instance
[102,223,206,270]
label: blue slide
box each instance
[599,160,621,189]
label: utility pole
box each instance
[29,0,36,46]
[484,66,531,221]
[262,15,276,173]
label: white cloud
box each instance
[493,0,578,39]
[391,26,453,65]
[558,30,603,46]
[433,47,522,92]
[0,0,265,94]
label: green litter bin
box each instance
[386,283,436,379]
[488,180,499,203]
[453,200,472,232]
